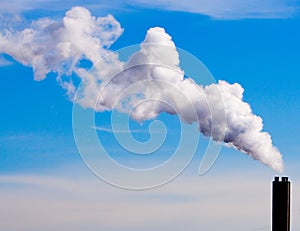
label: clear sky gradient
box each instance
[0,1,300,230]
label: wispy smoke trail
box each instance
[0,6,283,172]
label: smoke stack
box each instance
[272,176,290,231]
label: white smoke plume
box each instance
[0,6,283,172]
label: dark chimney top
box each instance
[272,176,290,231]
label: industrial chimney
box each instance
[272,176,290,231]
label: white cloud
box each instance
[0,8,283,171]
[0,6,123,84]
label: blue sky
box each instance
[1,1,300,230]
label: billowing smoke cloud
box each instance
[0,6,283,172]
[0,6,123,96]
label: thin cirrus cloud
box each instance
[0,172,280,231]
[128,0,299,19]
[0,0,299,19]
[0,55,13,67]
[92,126,160,133]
